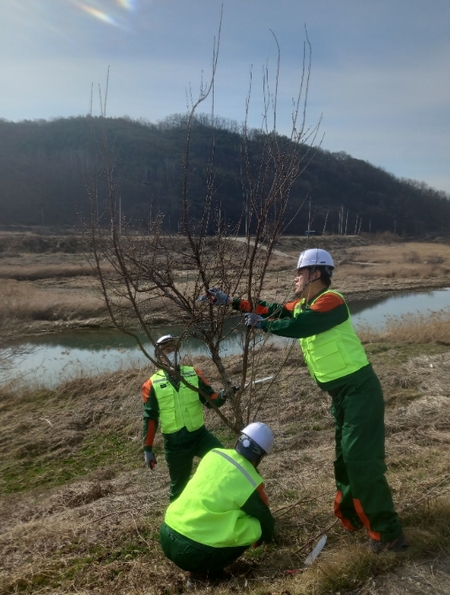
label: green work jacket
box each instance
[164,448,264,547]
[151,366,203,434]
[295,290,369,383]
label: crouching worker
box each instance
[160,422,275,582]
[142,334,227,501]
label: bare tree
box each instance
[86,21,321,433]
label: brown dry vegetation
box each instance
[1,233,450,343]
[358,309,450,345]
[1,233,450,594]
[0,250,105,341]
[1,339,449,595]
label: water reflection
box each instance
[351,287,450,328]
[2,287,449,388]
[1,317,275,388]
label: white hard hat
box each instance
[241,422,274,454]
[156,334,179,347]
[297,248,334,270]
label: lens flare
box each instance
[117,0,136,9]
[76,3,119,26]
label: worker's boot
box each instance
[366,532,408,553]
[186,572,208,587]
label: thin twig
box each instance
[129,509,152,548]
[273,496,312,518]
[400,475,450,513]
[80,508,134,526]
[292,519,338,557]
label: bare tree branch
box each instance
[85,20,320,431]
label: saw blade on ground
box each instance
[303,535,327,567]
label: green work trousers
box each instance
[329,367,403,542]
[163,425,222,501]
[160,522,248,574]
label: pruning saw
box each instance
[285,535,327,574]
[243,375,274,388]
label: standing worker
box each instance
[160,422,275,582]
[201,248,407,552]
[142,334,227,501]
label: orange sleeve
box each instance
[238,299,270,315]
[194,368,219,401]
[257,483,269,506]
[310,292,344,312]
[284,300,299,312]
[145,419,156,447]
[194,368,209,385]
[142,378,153,403]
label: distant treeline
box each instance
[0,114,449,235]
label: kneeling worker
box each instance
[160,422,275,581]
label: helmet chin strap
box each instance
[298,268,316,298]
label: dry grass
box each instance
[0,250,112,335]
[0,263,95,280]
[0,236,450,340]
[358,309,450,344]
[337,242,450,280]
[1,234,450,592]
[1,338,449,594]
[0,279,105,322]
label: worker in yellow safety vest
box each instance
[198,248,407,553]
[160,422,275,583]
[142,334,228,501]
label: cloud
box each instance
[0,0,449,193]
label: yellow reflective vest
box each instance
[151,366,204,434]
[295,290,369,383]
[165,448,264,547]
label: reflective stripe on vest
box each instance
[294,290,369,383]
[210,449,258,487]
[164,448,263,547]
[151,366,204,434]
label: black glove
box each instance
[144,451,157,470]
[218,386,239,400]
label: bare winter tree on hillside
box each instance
[86,23,321,432]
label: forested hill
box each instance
[1,115,449,236]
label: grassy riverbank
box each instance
[1,232,450,593]
[1,317,450,594]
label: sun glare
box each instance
[76,3,119,26]
[117,0,136,10]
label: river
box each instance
[2,287,450,388]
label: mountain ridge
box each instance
[1,115,449,235]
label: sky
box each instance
[1,0,450,194]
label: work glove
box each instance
[144,451,157,470]
[218,386,239,400]
[244,313,264,328]
[218,389,227,400]
[196,287,231,305]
